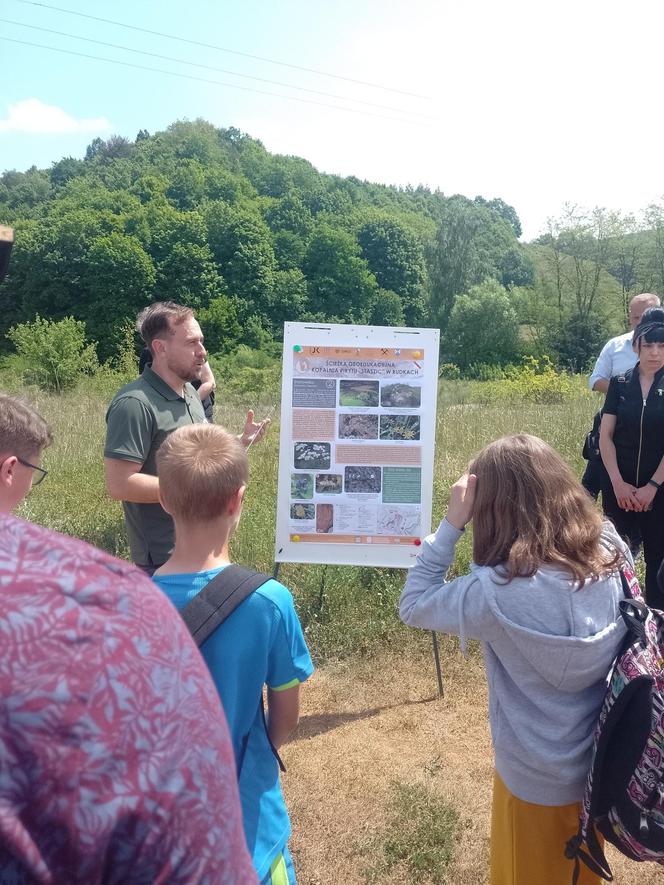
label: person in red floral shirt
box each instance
[0,394,256,884]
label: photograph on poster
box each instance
[339,380,379,408]
[291,473,313,499]
[338,413,379,440]
[344,465,382,494]
[315,473,343,494]
[293,442,331,470]
[291,503,315,519]
[380,415,421,441]
[316,503,334,533]
[380,382,422,408]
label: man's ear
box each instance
[0,455,17,488]
[151,338,166,358]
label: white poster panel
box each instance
[275,322,440,568]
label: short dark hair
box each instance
[0,395,53,458]
[634,306,664,345]
[136,302,194,349]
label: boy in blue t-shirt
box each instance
[153,423,313,885]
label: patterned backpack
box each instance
[565,563,664,882]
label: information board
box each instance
[275,322,440,567]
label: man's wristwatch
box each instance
[647,479,662,490]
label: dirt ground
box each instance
[282,642,663,884]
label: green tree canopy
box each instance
[303,224,378,323]
[443,278,520,369]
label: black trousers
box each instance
[583,456,642,551]
[601,479,664,610]
[581,457,606,500]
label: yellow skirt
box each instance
[490,771,603,885]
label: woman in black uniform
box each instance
[600,306,664,608]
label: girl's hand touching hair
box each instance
[446,472,477,531]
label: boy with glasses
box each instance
[0,394,52,513]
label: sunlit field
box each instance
[11,371,597,663]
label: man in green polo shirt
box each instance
[105,301,267,573]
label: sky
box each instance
[1,0,664,240]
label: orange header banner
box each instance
[294,346,424,361]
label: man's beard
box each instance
[168,358,204,383]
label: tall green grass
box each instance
[8,371,599,662]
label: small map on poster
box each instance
[276,323,440,568]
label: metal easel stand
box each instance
[273,560,444,698]
[431,631,444,697]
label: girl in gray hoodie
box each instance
[400,433,630,885]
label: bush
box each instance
[463,362,512,381]
[211,344,282,404]
[468,356,584,405]
[438,362,460,380]
[7,315,98,393]
[550,313,610,374]
[443,278,520,370]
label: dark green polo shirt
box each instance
[104,366,206,567]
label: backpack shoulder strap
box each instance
[181,564,271,648]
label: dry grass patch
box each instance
[282,642,663,885]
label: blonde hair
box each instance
[469,434,621,584]
[0,394,52,459]
[157,424,248,522]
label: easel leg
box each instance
[431,631,444,697]
[273,562,281,581]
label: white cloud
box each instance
[0,98,111,135]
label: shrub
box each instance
[438,362,460,380]
[443,278,520,370]
[468,356,584,405]
[211,344,282,404]
[7,315,98,393]
[463,362,512,381]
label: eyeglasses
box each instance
[16,457,48,486]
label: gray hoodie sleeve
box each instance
[399,518,500,651]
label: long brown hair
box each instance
[469,434,621,584]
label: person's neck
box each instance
[156,517,233,575]
[149,359,187,397]
[638,364,662,391]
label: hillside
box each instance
[0,119,528,359]
[2,118,649,373]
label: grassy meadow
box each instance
[10,367,659,885]
[8,366,597,664]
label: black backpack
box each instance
[180,565,285,772]
[582,409,603,461]
[565,564,664,882]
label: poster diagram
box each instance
[275,323,440,568]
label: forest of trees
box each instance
[2,119,664,372]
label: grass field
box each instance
[10,370,658,884]
[10,371,598,662]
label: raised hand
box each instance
[446,472,477,530]
[240,408,270,449]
